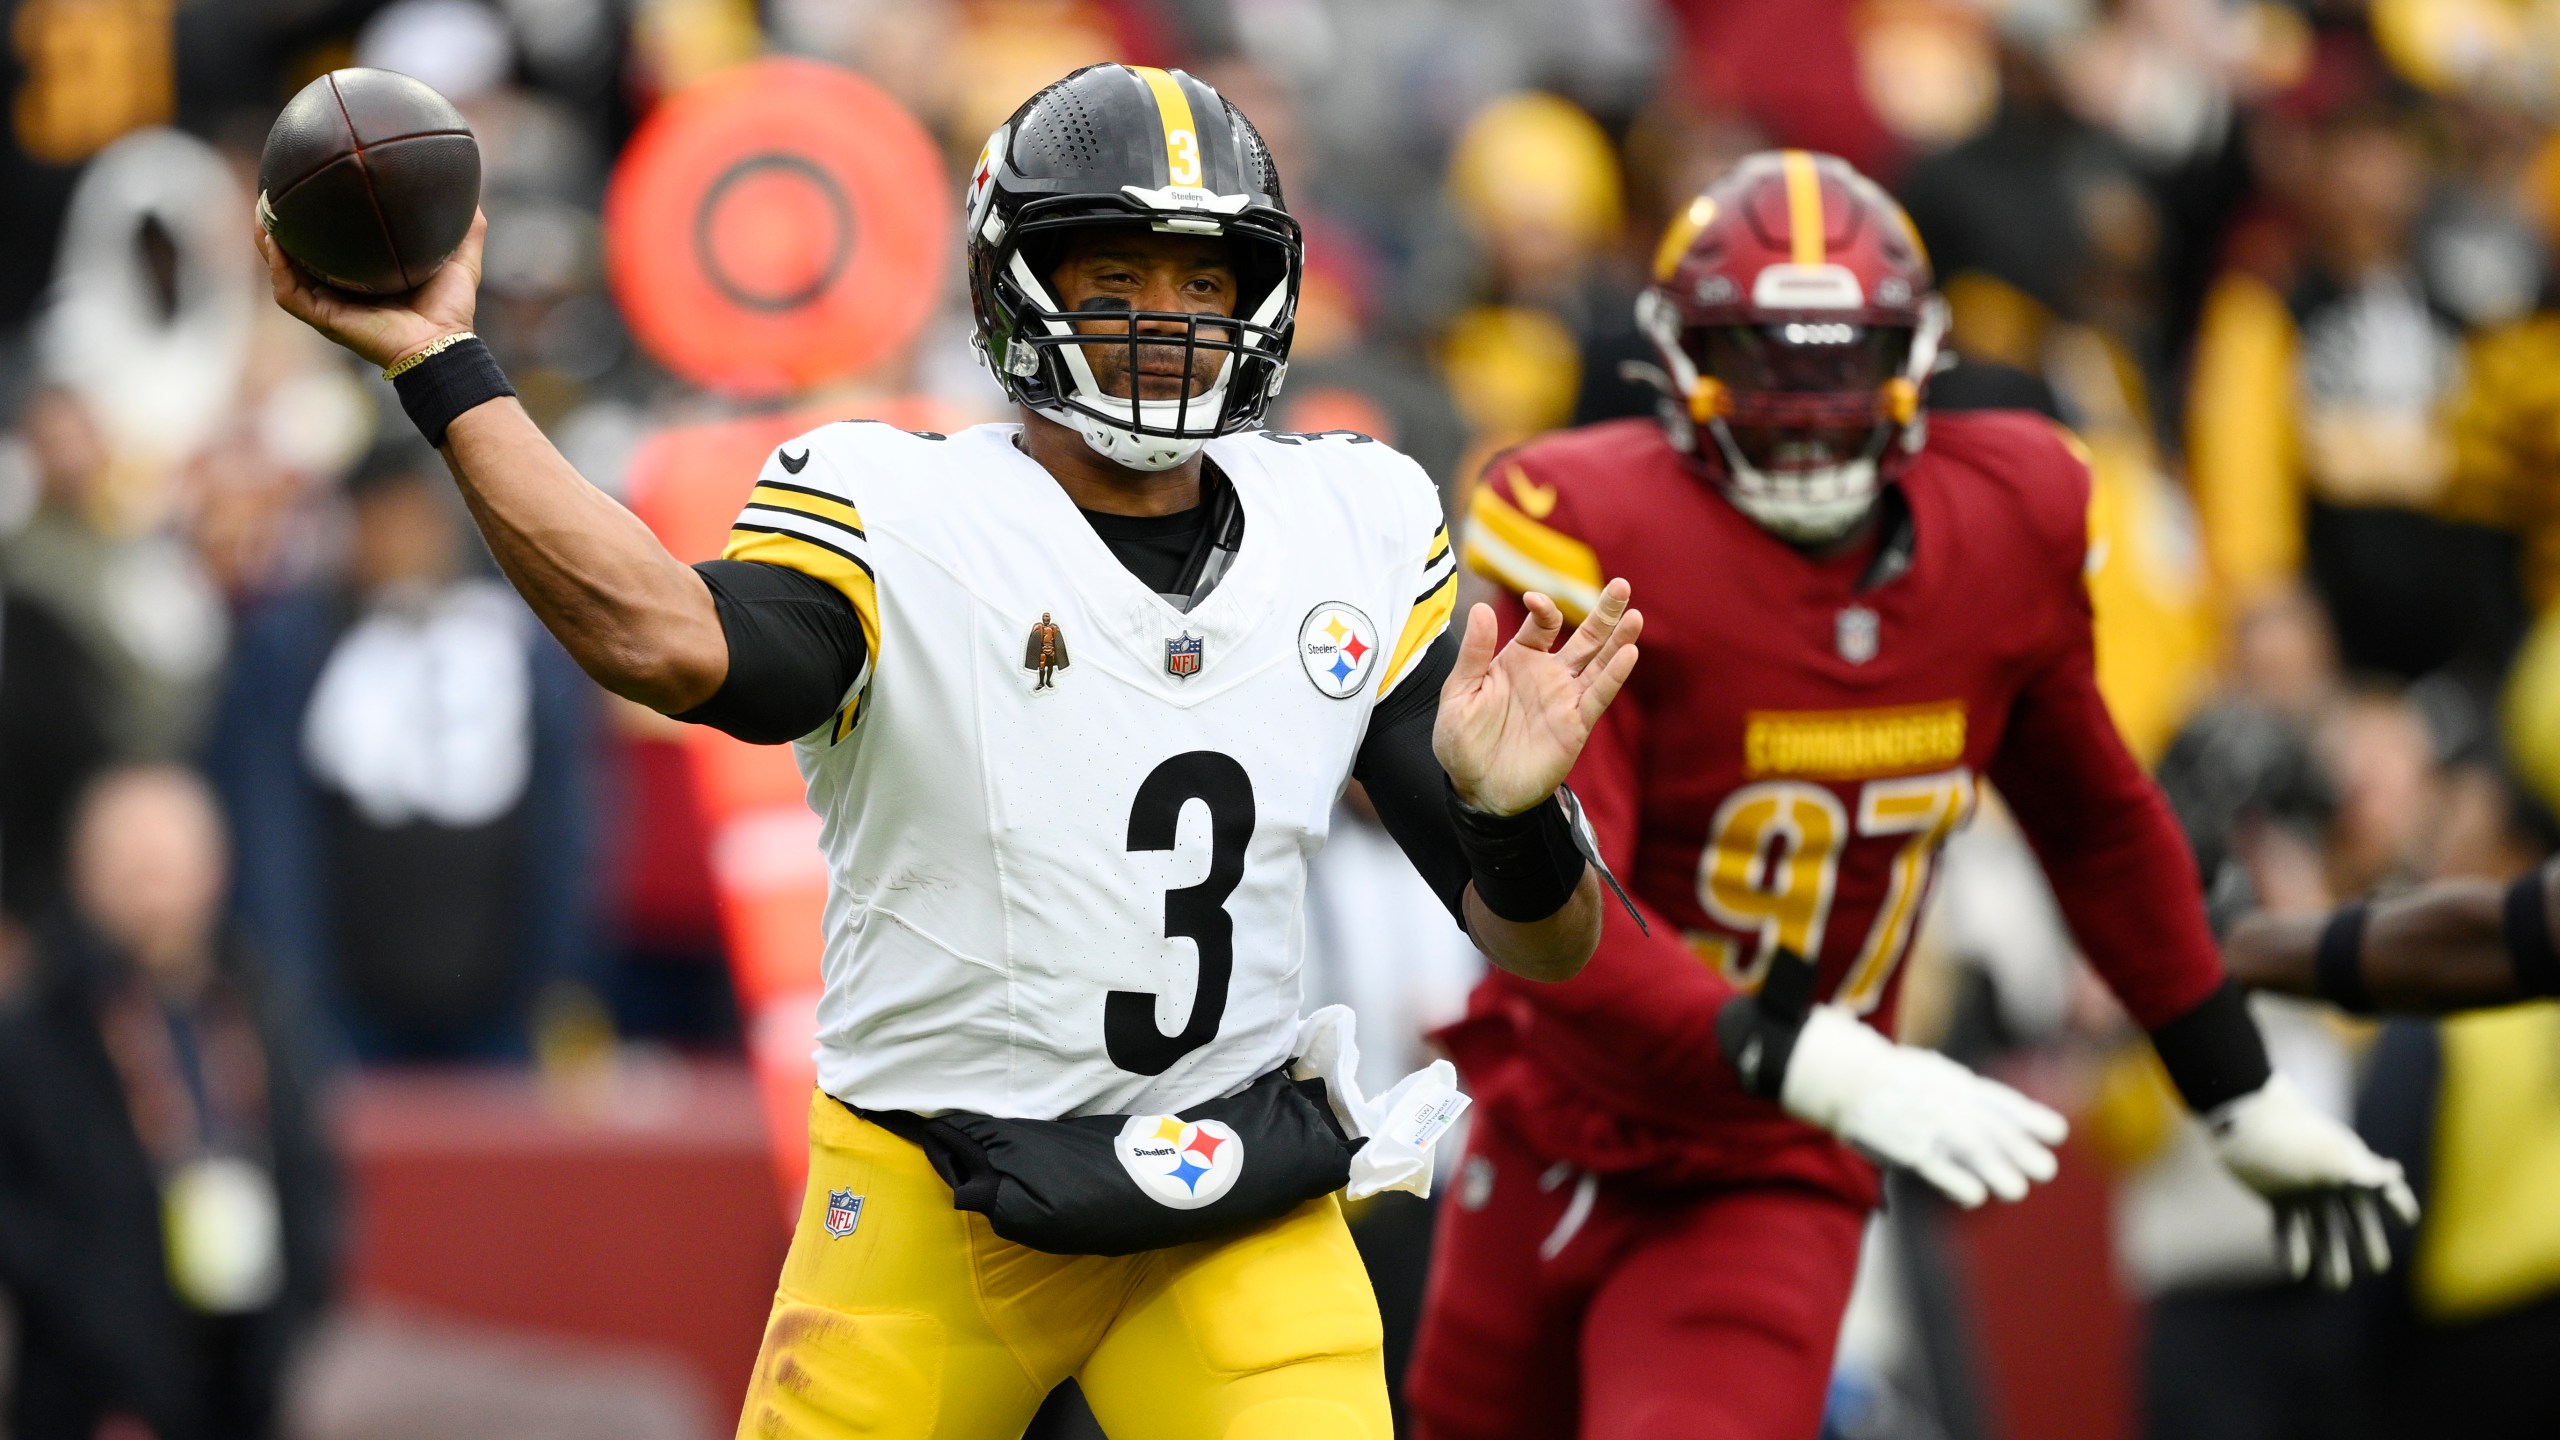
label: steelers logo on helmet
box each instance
[1635,149,1947,544]
[1115,1114,1246,1209]
[966,64,1302,473]
[964,124,1008,243]
[1298,602,1379,699]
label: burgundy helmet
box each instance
[1637,150,1947,542]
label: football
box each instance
[258,68,479,295]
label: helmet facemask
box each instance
[1640,288,1948,543]
[983,207,1298,472]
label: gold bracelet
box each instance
[381,331,477,381]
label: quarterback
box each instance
[260,66,1639,1440]
[1408,151,2415,1439]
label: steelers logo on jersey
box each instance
[1299,602,1379,699]
[1115,1115,1245,1209]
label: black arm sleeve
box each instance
[673,559,870,744]
[1350,630,1472,926]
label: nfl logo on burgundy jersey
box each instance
[1836,606,1879,665]
[1166,632,1203,679]
[824,1188,864,1238]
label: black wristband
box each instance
[1446,782,1586,923]
[2148,978,2274,1114]
[392,335,514,447]
[2503,870,2560,997]
[2313,903,2375,1015]
[1715,948,1819,1100]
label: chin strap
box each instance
[1046,404,1207,472]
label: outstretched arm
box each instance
[1435,583,1640,980]
[2226,862,2559,1014]
[1353,582,1642,983]
[1995,598,2416,1287]
[258,214,728,714]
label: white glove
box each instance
[1779,1005,2069,1208]
[2206,1073,2420,1290]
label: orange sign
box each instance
[605,59,951,398]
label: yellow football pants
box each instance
[735,1091,1392,1440]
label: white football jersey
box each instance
[719,421,1458,1120]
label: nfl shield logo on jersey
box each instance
[1166,632,1204,679]
[823,1188,864,1238]
[1836,606,1880,665]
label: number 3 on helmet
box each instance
[1637,150,1948,544]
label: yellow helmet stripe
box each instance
[1781,150,1824,267]
[1888,197,1931,270]
[1652,193,1717,283]
[1129,66,1203,188]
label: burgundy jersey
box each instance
[1448,412,2226,1205]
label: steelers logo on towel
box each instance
[1299,602,1379,699]
[1115,1115,1245,1210]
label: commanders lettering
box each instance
[1744,703,1966,779]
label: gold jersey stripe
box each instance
[1463,482,1603,619]
[1379,569,1458,697]
[1129,66,1201,187]
[723,527,882,659]
[1782,149,1824,267]
[747,481,865,535]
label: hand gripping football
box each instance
[258,68,480,295]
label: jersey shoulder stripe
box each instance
[743,479,867,537]
[1463,464,1602,620]
[722,435,882,658]
[1379,523,1457,696]
[1221,434,1457,698]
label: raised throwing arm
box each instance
[258,213,729,714]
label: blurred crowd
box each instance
[6,0,2560,1438]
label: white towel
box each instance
[1290,1005,1470,1200]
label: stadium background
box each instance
[5,0,2560,1437]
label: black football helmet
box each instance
[966,64,1302,471]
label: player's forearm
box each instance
[439,399,729,712]
[2225,881,2525,1013]
[1466,870,1600,982]
[1994,636,2230,1030]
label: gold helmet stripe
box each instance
[1129,66,1204,188]
[1781,149,1825,267]
[1652,193,1717,283]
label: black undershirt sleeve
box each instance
[675,559,870,744]
[1350,629,1473,927]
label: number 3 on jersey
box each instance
[1109,751,1254,1075]
[1693,768,1977,1013]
